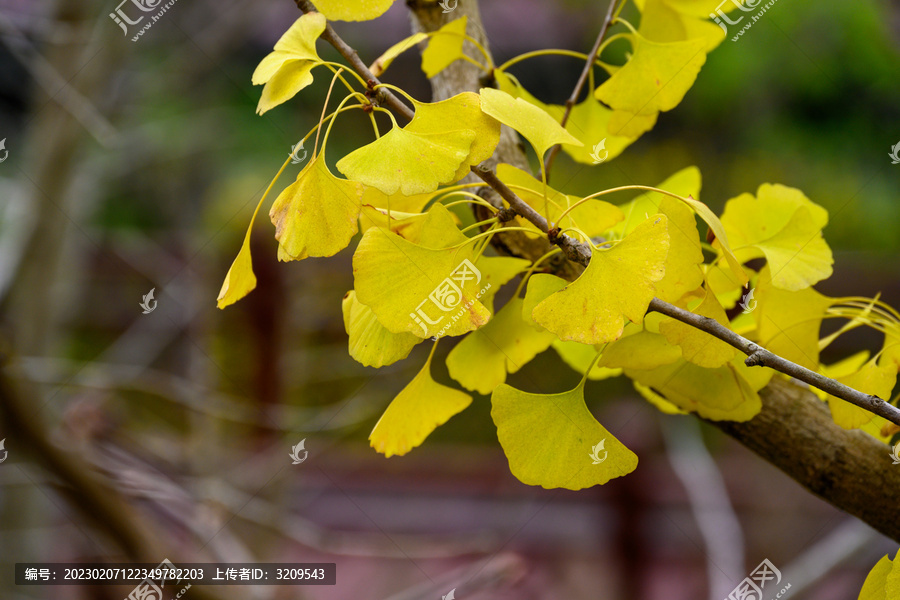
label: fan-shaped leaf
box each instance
[491,382,638,489]
[421,16,468,77]
[446,297,555,394]
[252,13,326,114]
[269,156,364,261]
[533,215,670,344]
[369,350,472,457]
[480,88,583,157]
[313,0,395,22]
[342,290,420,367]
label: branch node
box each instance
[745,351,766,368]
[496,207,518,222]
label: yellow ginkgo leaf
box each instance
[337,96,483,195]
[721,183,832,291]
[446,297,556,394]
[493,71,638,164]
[522,273,568,329]
[533,215,670,345]
[353,227,490,338]
[406,93,501,182]
[269,156,364,261]
[476,255,530,313]
[358,205,430,238]
[479,88,583,158]
[826,359,896,430]
[597,329,683,371]
[217,188,272,309]
[217,219,260,309]
[491,381,639,489]
[252,13,326,114]
[595,33,708,136]
[756,266,833,372]
[421,16,468,78]
[659,288,737,368]
[613,166,745,288]
[313,0,395,22]
[342,290,420,368]
[632,382,687,414]
[637,0,726,51]
[369,348,472,457]
[370,32,428,77]
[496,164,623,237]
[857,551,900,600]
[625,357,762,421]
[552,340,622,381]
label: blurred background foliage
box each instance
[0,0,898,598]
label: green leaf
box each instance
[252,13,326,114]
[491,381,638,489]
[533,215,669,344]
[342,290,420,367]
[721,183,832,291]
[595,33,708,138]
[269,156,364,261]
[446,297,556,394]
[479,88,583,157]
[313,0,395,22]
[369,349,472,457]
[421,16,468,78]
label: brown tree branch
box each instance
[292,0,900,541]
[295,0,900,428]
[543,0,622,175]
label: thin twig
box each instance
[293,2,900,427]
[296,0,415,121]
[543,0,621,175]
